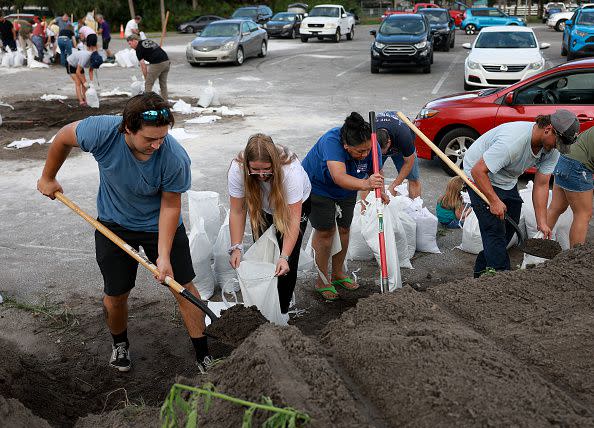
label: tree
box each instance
[128,0,135,19]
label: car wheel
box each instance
[431,49,434,64]
[190,62,200,67]
[234,47,244,66]
[334,29,341,43]
[555,19,566,32]
[443,39,450,52]
[347,27,354,40]
[184,26,194,34]
[465,24,476,35]
[371,62,380,73]
[423,63,431,73]
[317,36,324,40]
[464,80,474,91]
[561,42,567,56]
[291,28,296,39]
[567,50,575,61]
[301,35,308,42]
[258,41,267,57]
[438,128,479,175]
[450,33,455,48]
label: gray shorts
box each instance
[308,193,357,231]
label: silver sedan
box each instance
[186,19,268,66]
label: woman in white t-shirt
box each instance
[228,133,311,314]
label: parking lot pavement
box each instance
[0,24,573,302]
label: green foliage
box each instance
[160,383,310,428]
[3,295,78,332]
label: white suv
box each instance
[299,4,355,43]
[547,3,594,31]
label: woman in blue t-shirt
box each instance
[302,112,386,301]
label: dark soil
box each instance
[205,304,269,348]
[0,396,51,428]
[522,237,563,259]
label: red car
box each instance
[414,58,594,175]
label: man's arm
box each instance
[327,161,383,192]
[156,191,181,282]
[37,122,80,199]
[140,60,148,78]
[470,158,507,219]
[532,171,552,238]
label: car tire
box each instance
[234,47,244,66]
[465,24,476,35]
[423,63,431,73]
[567,50,575,61]
[371,62,380,73]
[258,41,267,57]
[347,26,354,40]
[443,39,450,52]
[464,80,474,91]
[438,128,479,175]
[317,36,324,40]
[450,33,455,48]
[190,62,200,67]
[430,50,434,64]
[561,42,567,56]
[291,28,296,39]
[184,26,194,34]
[334,29,341,43]
[301,35,308,42]
[555,19,566,32]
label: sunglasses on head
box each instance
[141,108,170,121]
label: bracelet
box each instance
[227,243,243,255]
[279,254,290,262]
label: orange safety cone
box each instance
[119,24,125,39]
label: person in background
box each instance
[228,134,311,314]
[302,112,386,301]
[125,15,142,38]
[57,23,76,66]
[66,44,98,106]
[127,34,171,102]
[0,13,17,51]
[375,111,422,199]
[436,176,472,228]
[37,93,211,373]
[46,19,60,61]
[31,16,46,61]
[56,13,71,32]
[96,14,114,62]
[15,18,33,54]
[78,20,97,48]
[547,126,594,247]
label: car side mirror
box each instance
[462,42,472,49]
[342,13,347,18]
[540,42,550,49]
[504,92,514,105]
[566,19,573,26]
[370,29,377,37]
[242,31,250,37]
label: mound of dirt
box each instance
[74,406,160,428]
[0,396,51,428]
[205,305,268,347]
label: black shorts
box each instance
[95,221,195,296]
[102,36,111,49]
[66,64,82,75]
[86,34,98,47]
[308,193,357,231]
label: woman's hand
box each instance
[365,172,384,191]
[229,249,241,269]
[275,258,290,277]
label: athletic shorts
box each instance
[66,64,82,75]
[86,34,98,47]
[554,155,594,192]
[308,193,357,231]
[102,36,111,49]
[95,221,195,296]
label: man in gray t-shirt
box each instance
[463,110,579,277]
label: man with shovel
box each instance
[37,92,211,373]
[463,110,579,277]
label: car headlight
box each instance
[263,23,268,28]
[414,40,427,49]
[221,41,236,51]
[374,41,386,49]
[528,60,544,70]
[326,22,337,28]
[467,59,480,69]
[283,23,292,28]
[576,30,588,38]
[417,108,438,120]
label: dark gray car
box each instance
[177,15,224,34]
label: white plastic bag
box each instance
[387,196,413,268]
[521,231,548,269]
[13,51,24,67]
[85,85,100,108]
[1,51,12,67]
[187,190,221,245]
[459,211,482,254]
[346,206,374,261]
[198,80,215,108]
[213,211,238,292]
[406,198,440,254]
[238,261,287,325]
[130,76,144,96]
[188,218,215,300]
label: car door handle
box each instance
[577,114,593,122]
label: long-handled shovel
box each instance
[369,111,390,293]
[54,191,220,322]
[396,112,562,259]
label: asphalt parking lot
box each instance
[0,23,573,303]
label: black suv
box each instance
[370,14,434,74]
[231,5,273,24]
[418,8,455,51]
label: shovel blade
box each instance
[519,238,562,259]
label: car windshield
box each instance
[577,12,594,25]
[309,7,340,17]
[272,13,296,21]
[419,10,449,23]
[232,8,258,18]
[200,23,240,37]
[475,31,537,48]
[380,18,426,35]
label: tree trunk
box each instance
[128,0,135,19]
[192,0,198,10]
[160,0,166,29]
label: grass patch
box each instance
[360,16,381,25]
[3,295,79,331]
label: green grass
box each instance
[3,295,78,331]
[360,16,381,25]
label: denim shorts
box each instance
[554,155,594,193]
[382,153,420,180]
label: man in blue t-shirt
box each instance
[375,112,422,199]
[37,93,211,373]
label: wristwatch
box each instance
[279,254,290,262]
[227,243,243,255]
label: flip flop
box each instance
[331,277,360,290]
[315,285,339,301]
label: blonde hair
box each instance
[235,134,296,239]
[438,176,464,211]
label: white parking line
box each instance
[431,53,461,95]
[336,60,368,77]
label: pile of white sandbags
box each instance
[115,49,140,68]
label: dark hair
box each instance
[535,115,552,129]
[376,128,390,149]
[118,92,174,134]
[340,112,371,147]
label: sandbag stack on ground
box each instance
[404,196,440,254]
[212,211,238,293]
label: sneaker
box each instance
[196,355,214,374]
[110,342,131,372]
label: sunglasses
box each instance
[141,109,170,121]
[248,169,273,177]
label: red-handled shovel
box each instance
[369,111,389,293]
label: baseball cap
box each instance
[550,109,579,154]
[127,34,140,42]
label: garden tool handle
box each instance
[53,191,219,321]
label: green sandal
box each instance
[315,285,339,301]
[331,277,360,290]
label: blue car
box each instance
[461,7,526,35]
[562,8,594,60]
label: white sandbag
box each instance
[297,248,314,273]
[244,224,280,264]
[346,206,374,261]
[13,51,24,67]
[238,261,287,325]
[116,49,136,68]
[521,231,548,269]
[213,211,238,292]
[390,195,416,257]
[130,76,144,96]
[405,197,440,254]
[127,49,139,67]
[188,218,215,300]
[187,190,221,245]
[172,99,202,114]
[1,51,12,67]
[7,138,47,149]
[198,80,215,108]
[458,211,482,254]
[361,198,402,291]
[85,85,100,108]
[386,196,413,268]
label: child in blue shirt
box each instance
[436,176,472,228]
